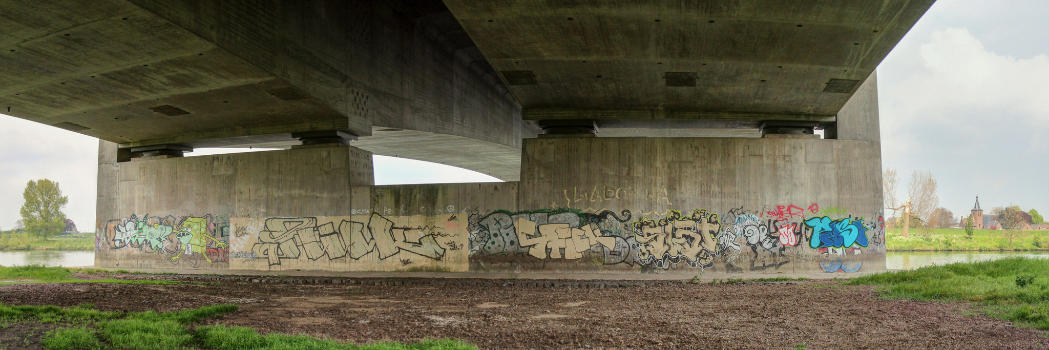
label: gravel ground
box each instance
[1,273,1047,349]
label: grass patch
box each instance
[887,228,1049,251]
[849,257,1049,329]
[0,265,72,281]
[0,304,119,323]
[0,231,95,251]
[6,303,476,350]
[43,327,100,350]
[0,265,179,285]
[199,325,474,350]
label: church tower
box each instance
[970,195,984,229]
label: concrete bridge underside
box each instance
[1,0,933,276]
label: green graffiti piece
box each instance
[171,216,227,263]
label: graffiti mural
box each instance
[250,214,446,266]
[230,213,466,272]
[469,209,634,264]
[633,210,721,268]
[817,247,864,273]
[804,216,869,249]
[468,205,884,272]
[101,204,883,273]
[103,214,229,265]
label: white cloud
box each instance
[879,24,1049,218]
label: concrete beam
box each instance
[445,0,932,117]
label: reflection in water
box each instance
[887,252,1049,270]
[0,251,94,267]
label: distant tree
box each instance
[907,171,939,223]
[927,207,955,228]
[1029,209,1044,225]
[998,206,1028,230]
[19,179,68,238]
[883,168,899,215]
[964,217,974,239]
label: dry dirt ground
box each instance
[1,273,1048,349]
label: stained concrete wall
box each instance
[95,143,373,271]
[473,136,884,274]
[95,72,883,276]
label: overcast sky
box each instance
[878,0,1048,218]
[0,0,1045,231]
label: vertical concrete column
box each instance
[834,71,884,220]
[94,144,374,271]
[94,140,120,267]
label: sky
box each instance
[877,0,1048,218]
[0,0,1045,230]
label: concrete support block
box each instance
[95,144,373,271]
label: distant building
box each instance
[970,196,984,229]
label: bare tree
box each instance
[883,168,899,215]
[907,170,939,223]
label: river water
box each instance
[0,251,94,267]
[0,250,1046,270]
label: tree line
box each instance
[883,169,1044,229]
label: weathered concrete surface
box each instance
[3,0,523,179]
[445,0,932,123]
[95,70,884,276]
[65,1,911,277]
[95,143,373,271]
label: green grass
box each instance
[0,231,95,251]
[0,265,72,281]
[198,326,474,350]
[0,265,179,285]
[43,328,101,350]
[886,227,1049,251]
[1,303,476,350]
[0,303,119,323]
[849,257,1049,329]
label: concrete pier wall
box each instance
[96,138,882,275]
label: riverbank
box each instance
[886,227,1049,251]
[852,257,1049,330]
[0,232,94,251]
[0,266,1046,349]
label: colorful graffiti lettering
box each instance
[251,213,447,267]
[105,214,229,265]
[777,223,799,247]
[469,210,633,264]
[764,203,819,221]
[633,210,721,268]
[804,216,868,249]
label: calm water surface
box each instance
[0,250,94,267]
[886,251,1049,270]
[0,251,1046,270]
